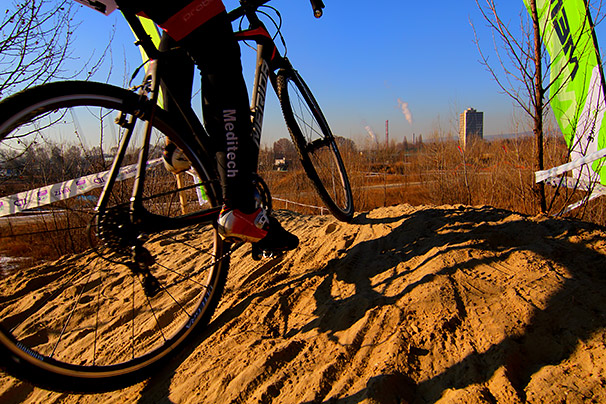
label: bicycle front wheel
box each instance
[276,68,354,222]
[0,81,228,391]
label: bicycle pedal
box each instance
[251,245,282,261]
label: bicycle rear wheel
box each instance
[276,68,354,222]
[0,81,228,391]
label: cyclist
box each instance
[126,0,299,254]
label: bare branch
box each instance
[0,0,78,97]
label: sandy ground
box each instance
[2,203,606,403]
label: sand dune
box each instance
[2,204,606,403]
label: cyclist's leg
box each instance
[180,13,258,212]
[180,14,297,251]
[135,0,257,211]
[159,33,194,112]
[133,1,297,250]
[158,33,196,173]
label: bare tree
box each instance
[529,0,547,212]
[473,0,548,212]
[0,0,78,97]
[273,138,298,160]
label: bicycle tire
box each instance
[276,68,354,222]
[0,81,229,392]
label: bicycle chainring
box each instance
[91,207,142,259]
[253,174,272,214]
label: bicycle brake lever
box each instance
[310,0,325,18]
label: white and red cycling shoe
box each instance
[217,206,299,257]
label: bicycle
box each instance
[0,0,353,392]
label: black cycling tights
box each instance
[135,3,258,212]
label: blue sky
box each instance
[67,0,606,146]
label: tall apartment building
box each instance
[459,108,484,149]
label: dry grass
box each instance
[0,167,206,267]
[0,208,93,265]
[260,135,606,226]
[3,135,605,268]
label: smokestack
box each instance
[386,120,389,145]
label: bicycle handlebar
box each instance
[228,0,325,21]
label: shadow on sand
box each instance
[136,206,606,403]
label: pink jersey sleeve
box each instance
[158,0,226,41]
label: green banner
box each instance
[526,0,606,183]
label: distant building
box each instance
[273,157,289,172]
[459,108,484,149]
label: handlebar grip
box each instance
[310,0,325,18]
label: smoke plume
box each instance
[361,120,377,143]
[397,99,413,125]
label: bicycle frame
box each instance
[230,4,291,149]
[97,0,292,235]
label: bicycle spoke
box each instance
[131,276,136,361]
[51,263,96,359]
[93,259,104,366]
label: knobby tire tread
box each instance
[276,69,354,222]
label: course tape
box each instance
[0,159,163,218]
[272,197,327,215]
